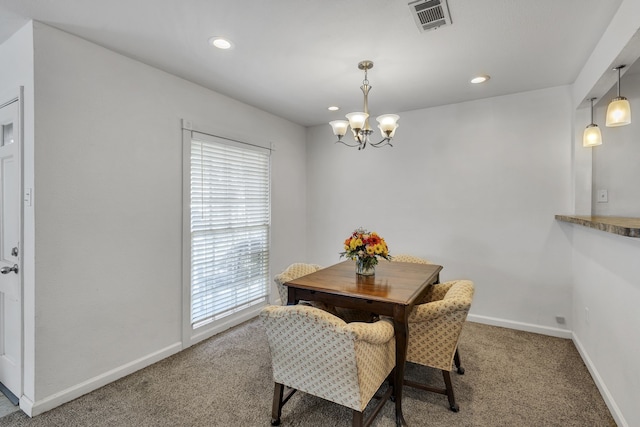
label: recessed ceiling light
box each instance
[471,75,490,84]
[209,37,233,50]
[328,106,340,111]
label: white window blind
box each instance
[190,135,270,328]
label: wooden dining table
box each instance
[285,260,443,427]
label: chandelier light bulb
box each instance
[376,114,399,135]
[378,123,398,138]
[345,112,368,131]
[329,120,349,138]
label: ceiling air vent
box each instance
[408,0,452,32]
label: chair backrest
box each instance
[392,254,432,264]
[261,304,395,412]
[273,263,322,304]
[407,280,474,371]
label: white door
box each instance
[0,98,22,400]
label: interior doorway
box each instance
[0,95,22,406]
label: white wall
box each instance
[0,20,36,408]
[306,86,574,335]
[592,70,640,216]
[568,225,640,427]
[26,22,307,414]
[567,2,640,425]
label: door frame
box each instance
[0,87,24,403]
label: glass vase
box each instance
[355,258,376,276]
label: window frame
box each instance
[182,127,271,347]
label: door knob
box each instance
[0,264,19,274]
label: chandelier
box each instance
[329,60,399,150]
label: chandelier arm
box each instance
[369,138,393,148]
[335,138,362,148]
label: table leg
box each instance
[287,288,297,305]
[393,306,409,427]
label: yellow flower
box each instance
[340,228,391,263]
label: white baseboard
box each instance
[469,314,626,425]
[572,333,628,427]
[188,304,265,347]
[467,314,573,339]
[21,342,182,417]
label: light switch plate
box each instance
[597,189,608,203]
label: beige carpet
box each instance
[0,319,616,426]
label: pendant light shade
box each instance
[583,98,602,147]
[606,98,631,127]
[583,125,602,147]
[606,65,631,127]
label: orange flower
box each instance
[339,227,391,264]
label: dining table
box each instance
[285,259,443,427]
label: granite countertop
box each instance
[555,215,640,238]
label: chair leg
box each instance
[271,383,284,426]
[387,369,396,402]
[454,348,465,374]
[352,410,364,427]
[442,371,459,412]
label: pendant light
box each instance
[605,65,631,127]
[583,98,602,147]
[329,60,399,150]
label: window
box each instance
[189,133,270,329]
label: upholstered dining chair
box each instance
[392,253,465,371]
[391,253,432,264]
[261,304,396,426]
[274,263,375,322]
[404,280,475,412]
[273,263,323,305]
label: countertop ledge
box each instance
[555,215,640,238]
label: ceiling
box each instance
[0,0,626,127]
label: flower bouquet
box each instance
[339,227,391,276]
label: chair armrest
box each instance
[344,318,395,344]
[408,298,470,323]
[261,304,347,326]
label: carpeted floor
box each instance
[0,319,616,426]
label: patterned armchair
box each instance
[391,254,432,264]
[274,263,375,322]
[273,263,323,305]
[261,304,396,426]
[405,280,474,412]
